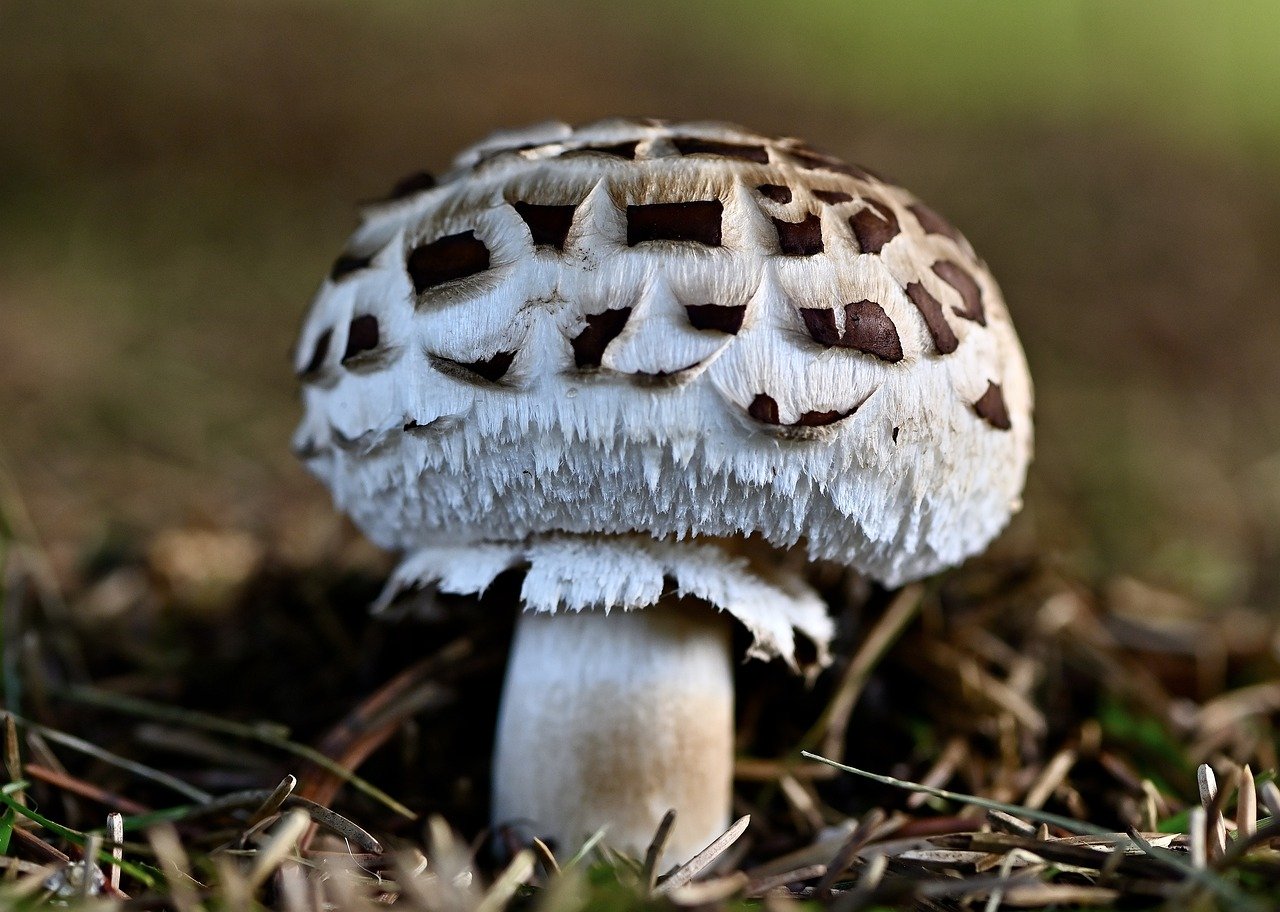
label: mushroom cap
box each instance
[293,119,1032,586]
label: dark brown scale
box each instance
[406,231,491,292]
[684,304,746,334]
[788,147,880,181]
[563,141,638,160]
[458,350,516,383]
[800,309,840,347]
[571,308,632,368]
[973,381,1012,430]
[909,202,965,244]
[512,202,577,250]
[932,260,986,325]
[812,189,853,204]
[300,328,332,376]
[904,282,959,355]
[342,315,379,362]
[748,394,852,428]
[773,214,823,256]
[756,184,792,203]
[671,137,769,163]
[627,201,722,246]
[849,200,900,254]
[748,394,781,425]
[330,253,373,281]
[842,301,903,362]
[385,170,436,200]
[795,408,848,427]
[800,302,902,362]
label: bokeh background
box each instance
[4,0,1280,607]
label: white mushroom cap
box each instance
[293,118,1032,588]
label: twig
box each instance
[106,813,123,892]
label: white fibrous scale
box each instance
[374,534,832,669]
[293,119,1033,661]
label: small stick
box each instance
[106,812,123,892]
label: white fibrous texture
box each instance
[293,119,1033,587]
[375,535,833,671]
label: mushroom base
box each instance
[492,600,733,868]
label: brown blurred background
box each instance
[3,0,1279,607]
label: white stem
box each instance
[492,601,733,867]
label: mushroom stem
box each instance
[492,600,733,867]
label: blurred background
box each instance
[3,0,1280,608]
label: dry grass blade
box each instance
[57,686,415,819]
[3,713,23,807]
[1259,780,1280,818]
[667,872,749,905]
[1196,763,1228,859]
[655,815,750,894]
[17,716,211,803]
[148,823,203,912]
[78,832,102,900]
[812,752,1265,911]
[1023,748,1076,811]
[11,825,70,864]
[24,762,150,814]
[530,837,559,878]
[998,883,1121,906]
[1189,804,1207,871]
[1125,825,1264,911]
[744,863,826,898]
[563,827,608,869]
[988,810,1037,836]
[299,643,467,808]
[247,809,311,891]
[474,849,534,912]
[816,584,923,760]
[247,774,297,828]
[906,736,966,809]
[277,860,313,912]
[815,808,886,896]
[0,865,60,901]
[829,853,888,912]
[801,752,1113,837]
[642,809,677,892]
[982,848,1029,912]
[122,788,381,853]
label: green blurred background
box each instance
[3,0,1279,605]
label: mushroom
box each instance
[293,119,1032,866]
